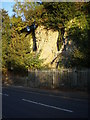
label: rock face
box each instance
[30,25,75,68]
[35,26,59,68]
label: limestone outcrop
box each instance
[30,25,73,68]
[35,26,59,68]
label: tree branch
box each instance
[51,38,68,64]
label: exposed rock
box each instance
[30,25,75,69]
[35,26,59,68]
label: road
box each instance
[2,86,88,118]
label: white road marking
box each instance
[0,93,9,96]
[22,98,73,113]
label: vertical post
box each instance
[25,77,28,87]
[35,69,37,87]
[52,69,55,88]
[0,9,2,118]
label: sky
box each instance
[0,0,41,17]
[1,1,15,17]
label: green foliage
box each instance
[65,10,90,68]
[1,9,11,67]
[7,29,42,71]
[25,53,43,70]
[1,1,90,71]
[1,8,42,72]
[41,2,90,68]
[7,33,30,69]
[11,15,27,33]
[42,2,76,30]
[41,3,78,51]
[13,2,44,25]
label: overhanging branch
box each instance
[51,38,68,64]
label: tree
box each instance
[1,9,11,68]
[2,2,89,71]
[42,3,77,53]
[66,2,90,68]
[13,1,44,25]
[7,15,42,72]
[13,1,44,52]
[42,2,90,68]
[42,3,76,29]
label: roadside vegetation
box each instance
[1,2,90,75]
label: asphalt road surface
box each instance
[2,86,88,118]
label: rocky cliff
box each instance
[35,26,59,68]
[30,25,74,69]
